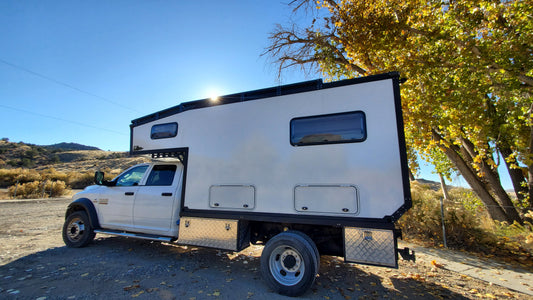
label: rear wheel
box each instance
[62,211,95,248]
[260,231,319,297]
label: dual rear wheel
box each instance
[260,231,320,297]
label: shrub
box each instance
[398,182,494,251]
[8,180,68,199]
[0,168,41,187]
[66,171,96,189]
[41,168,68,182]
[399,182,533,264]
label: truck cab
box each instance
[64,161,184,246]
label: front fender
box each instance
[66,198,101,229]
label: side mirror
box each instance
[95,171,105,185]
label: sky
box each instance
[0,1,314,150]
[0,1,513,189]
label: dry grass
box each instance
[0,154,150,197]
[399,181,533,268]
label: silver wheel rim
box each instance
[66,217,85,242]
[269,245,304,286]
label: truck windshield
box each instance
[116,165,149,186]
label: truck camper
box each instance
[63,72,414,296]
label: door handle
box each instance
[162,193,172,197]
[125,192,134,196]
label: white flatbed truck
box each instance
[63,72,414,296]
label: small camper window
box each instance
[290,111,366,146]
[151,123,178,139]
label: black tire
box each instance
[290,230,320,269]
[62,211,95,248]
[260,231,319,297]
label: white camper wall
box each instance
[131,77,405,219]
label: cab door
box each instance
[133,164,183,235]
[97,165,149,230]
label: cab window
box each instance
[116,165,148,186]
[146,165,177,186]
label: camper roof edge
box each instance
[130,72,401,128]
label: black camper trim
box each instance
[390,75,412,221]
[130,72,400,128]
[129,148,187,159]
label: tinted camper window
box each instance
[151,123,178,139]
[290,111,366,146]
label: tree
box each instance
[265,0,532,223]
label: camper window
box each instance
[290,111,366,146]
[151,122,178,139]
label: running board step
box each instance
[94,229,174,242]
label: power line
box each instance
[0,58,142,113]
[0,104,127,136]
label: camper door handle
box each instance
[162,193,172,197]
[125,192,134,196]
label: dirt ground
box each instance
[0,199,531,300]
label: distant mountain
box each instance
[44,142,101,151]
[0,139,125,169]
[415,178,441,191]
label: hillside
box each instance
[0,139,150,187]
[44,142,101,151]
[0,139,126,168]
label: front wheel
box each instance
[62,211,95,248]
[260,231,319,297]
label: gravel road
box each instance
[0,199,531,300]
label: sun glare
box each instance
[206,88,221,102]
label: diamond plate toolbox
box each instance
[178,217,241,251]
[344,227,397,267]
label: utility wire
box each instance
[0,104,127,136]
[0,58,142,113]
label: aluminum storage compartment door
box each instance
[209,185,255,210]
[344,227,397,267]
[178,217,240,251]
[294,185,359,215]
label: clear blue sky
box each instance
[0,1,513,189]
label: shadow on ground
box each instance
[0,237,477,299]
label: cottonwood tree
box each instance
[265,0,532,223]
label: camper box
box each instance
[130,72,411,225]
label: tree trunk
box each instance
[409,168,416,181]
[499,145,528,203]
[432,129,511,222]
[439,173,450,200]
[460,138,522,223]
